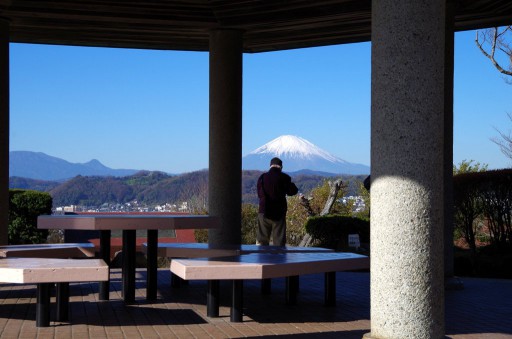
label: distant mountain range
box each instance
[9,151,138,181]
[10,135,368,182]
[242,135,370,175]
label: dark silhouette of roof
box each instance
[2,1,512,53]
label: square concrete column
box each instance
[0,17,9,245]
[366,1,446,338]
[208,29,243,246]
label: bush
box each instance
[305,215,370,251]
[194,204,259,244]
[454,245,512,279]
[8,189,52,244]
[453,169,512,251]
[241,203,258,244]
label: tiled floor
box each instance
[0,269,511,338]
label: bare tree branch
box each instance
[299,179,344,247]
[490,112,512,163]
[475,27,512,79]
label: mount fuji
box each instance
[242,135,370,175]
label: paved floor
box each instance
[0,269,511,338]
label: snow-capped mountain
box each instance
[242,135,370,175]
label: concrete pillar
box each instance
[366,0,446,338]
[444,0,459,286]
[208,29,243,246]
[0,17,9,245]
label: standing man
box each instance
[257,157,298,246]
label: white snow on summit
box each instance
[243,135,369,174]
[249,135,343,163]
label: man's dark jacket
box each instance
[257,167,298,221]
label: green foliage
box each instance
[286,196,309,245]
[353,181,370,219]
[453,159,489,175]
[194,204,259,245]
[194,229,208,243]
[241,203,258,244]
[8,189,52,244]
[305,215,370,250]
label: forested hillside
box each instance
[9,170,367,207]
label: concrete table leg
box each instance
[231,280,243,322]
[324,271,336,306]
[122,229,136,303]
[146,229,158,300]
[207,280,220,317]
[285,275,299,305]
[99,230,111,301]
[36,283,51,327]
[56,282,70,321]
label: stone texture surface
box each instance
[369,0,446,337]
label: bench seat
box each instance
[0,243,95,258]
[171,252,367,280]
[143,242,335,288]
[170,252,369,322]
[0,257,109,327]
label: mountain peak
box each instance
[243,135,369,174]
[249,135,339,161]
[9,151,139,181]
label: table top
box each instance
[37,214,220,231]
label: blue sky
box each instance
[9,29,511,174]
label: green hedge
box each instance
[8,189,52,244]
[305,215,370,251]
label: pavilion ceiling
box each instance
[1,0,512,53]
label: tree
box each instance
[295,178,349,247]
[452,162,488,256]
[8,189,52,244]
[490,112,512,162]
[475,26,512,80]
[453,159,488,175]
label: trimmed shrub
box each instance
[305,215,369,251]
[8,189,52,244]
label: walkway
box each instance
[0,269,511,338]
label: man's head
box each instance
[270,157,283,169]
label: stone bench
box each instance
[142,242,334,288]
[0,243,95,258]
[170,252,369,322]
[0,257,109,327]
